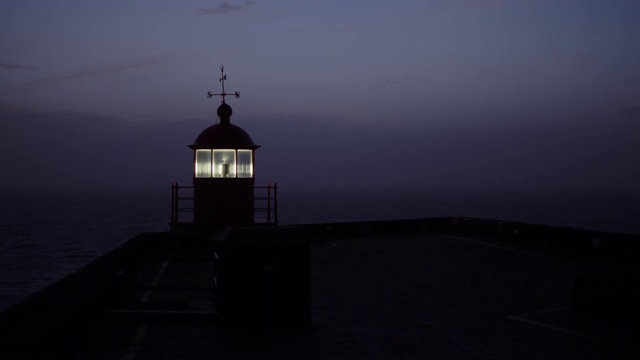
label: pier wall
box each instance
[299,216,640,268]
[0,232,174,358]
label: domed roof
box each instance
[189,122,260,150]
[189,103,260,150]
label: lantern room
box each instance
[185,67,262,227]
[190,102,260,180]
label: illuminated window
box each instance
[213,149,236,178]
[195,149,254,178]
[237,150,253,178]
[195,150,212,178]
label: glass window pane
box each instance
[195,150,212,178]
[213,149,236,178]
[237,150,253,178]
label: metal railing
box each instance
[170,182,278,225]
[170,182,194,224]
[254,182,278,224]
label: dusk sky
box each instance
[1,0,639,192]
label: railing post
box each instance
[176,183,180,224]
[171,182,179,224]
[171,182,175,224]
[266,182,271,223]
[274,182,278,225]
[175,182,179,224]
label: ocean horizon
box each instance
[1,187,639,311]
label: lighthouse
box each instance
[170,65,276,231]
[168,66,309,329]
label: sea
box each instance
[1,187,639,312]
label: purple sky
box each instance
[1,0,639,192]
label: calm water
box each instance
[1,187,639,311]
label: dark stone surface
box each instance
[1,219,639,359]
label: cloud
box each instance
[614,106,640,120]
[195,1,255,16]
[623,78,640,86]
[370,78,401,88]
[0,56,166,94]
[0,106,194,190]
[2,106,640,193]
[0,62,37,71]
[428,0,542,14]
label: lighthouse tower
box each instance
[188,65,260,228]
[169,66,308,329]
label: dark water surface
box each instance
[1,187,639,311]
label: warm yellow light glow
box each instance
[195,149,253,178]
[195,150,212,178]
[237,150,253,178]
[213,149,236,178]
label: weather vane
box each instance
[207,64,240,103]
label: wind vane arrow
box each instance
[206,64,240,103]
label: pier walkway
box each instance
[1,219,639,359]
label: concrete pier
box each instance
[1,217,639,359]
